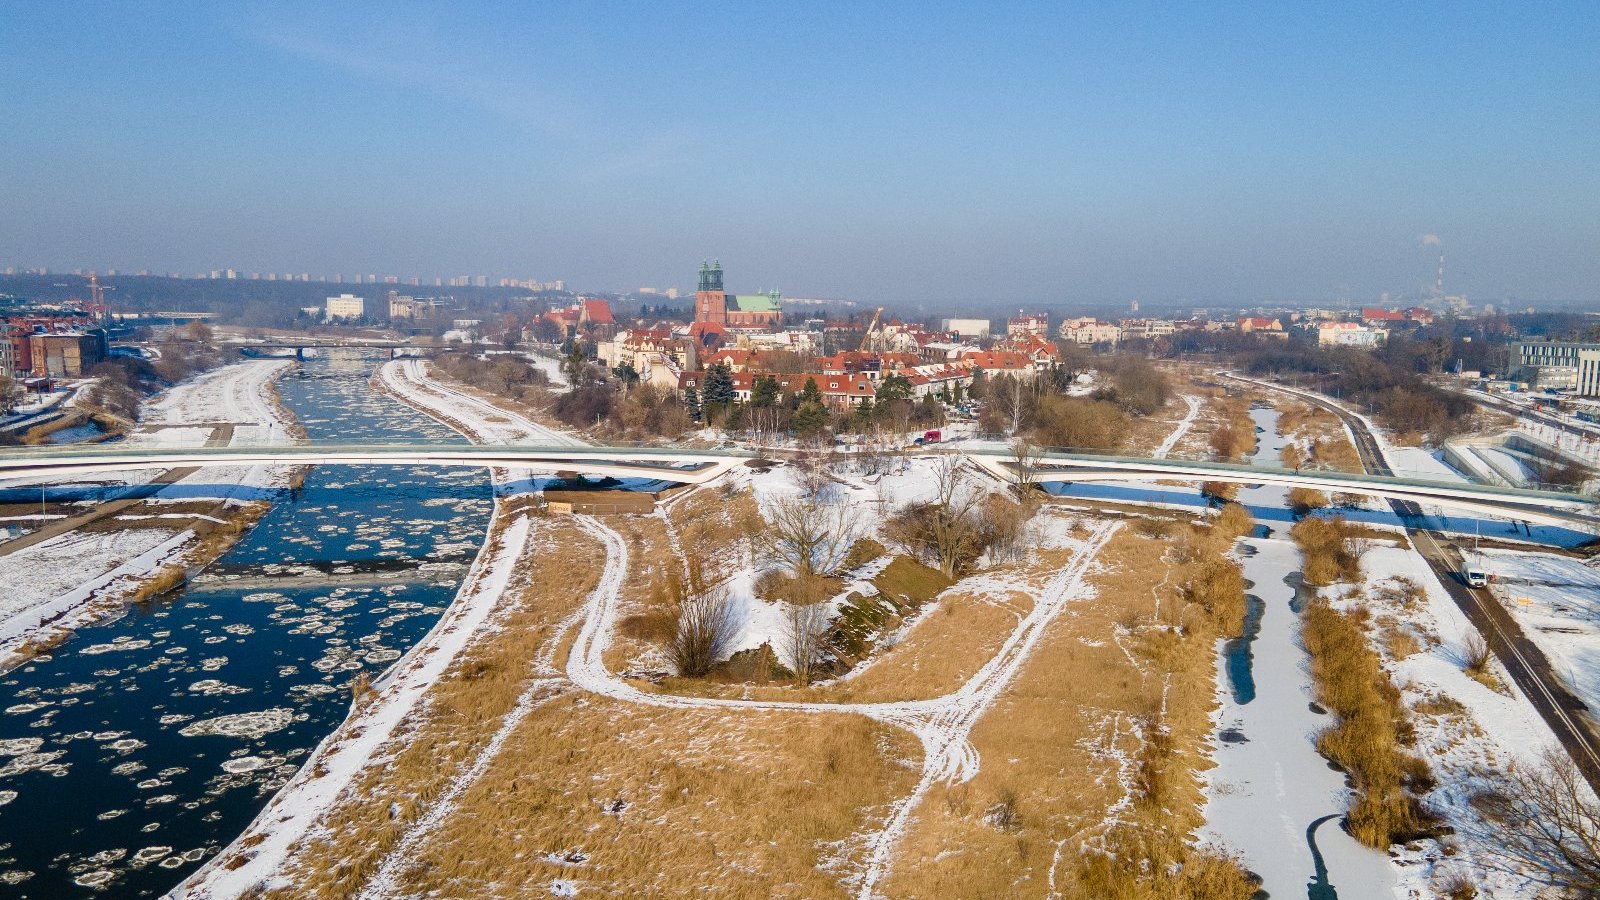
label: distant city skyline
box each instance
[2,3,1597,305]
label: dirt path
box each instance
[241,360,1147,900]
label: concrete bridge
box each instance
[233,342,440,360]
[0,441,1594,529]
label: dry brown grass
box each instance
[1291,515,1362,586]
[1288,486,1330,514]
[1121,392,1192,456]
[265,516,607,896]
[1276,399,1363,471]
[1301,597,1436,848]
[382,698,917,899]
[268,513,922,899]
[878,526,1256,898]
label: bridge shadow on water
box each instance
[1043,482,1594,549]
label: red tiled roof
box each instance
[959,350,1034,370]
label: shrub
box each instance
[1291,515,1361,585]
[1301,597,1434,847]
[1030,394,1128,451]
[1287,487,1329,515]
[1214,503,1255,540]
[1094,355,1171,415]
[1183,557,1247,636]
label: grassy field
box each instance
[264,514,605,897]
[264,511,923,898]
[373,697,919,898]
[875,524,1256,899]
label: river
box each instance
[1203,404,1396,898]
[0,351,494,896]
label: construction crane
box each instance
[858,306,884,352]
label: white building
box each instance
[1316,322,1387,348]
[1118,318,1176,341]
[1577,348,1600,397]
[1058,316,1121,345]
[325,293,365,319]
[1007,313,1050,337]
[940,318,991,339]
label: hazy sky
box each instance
[2,2,1597,306]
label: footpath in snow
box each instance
[192,356,1135,899]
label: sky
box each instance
[1,2,1597,307]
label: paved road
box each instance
[1229,374,1600,791]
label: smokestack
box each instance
[1436,253,1445,298]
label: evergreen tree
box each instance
[684,386,702,422]
[877,374,912,403]
[562,342,587,385]
[800,376,823,406]
[793,400,829,437]
[851,398,876,430]
[751,374,780,408]
[704,362,735,406]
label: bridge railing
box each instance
[0,439,1592,506]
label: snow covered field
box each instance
[1357,546,1573,897]
[1481,549,1600,719]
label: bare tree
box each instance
[1009,438,1041,501]
[855,429,892,477]
[783,596,832,685]
[1345,535,1377,568]
[993,373,1031,435]
[764,495,853,579]
[791,444,837,499]
[980,493,1030,564]
[667,556,737,678]
[887,457,990,578]
[1471,748,1600,895]
[746,405,785,446]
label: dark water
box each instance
[1222,591,1267,705]
[0,352,493,896]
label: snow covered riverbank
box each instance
[177,357,542,898]
[0,360,299,659]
